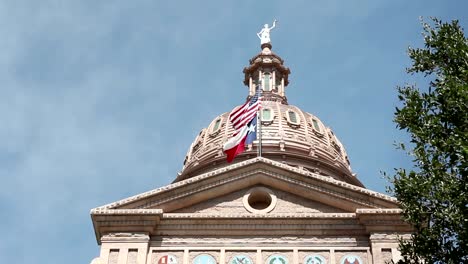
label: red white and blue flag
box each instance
[223,86,261,162]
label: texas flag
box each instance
[223,87,261,162]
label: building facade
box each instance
[90,42,412,264]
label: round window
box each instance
[243,187,277,214]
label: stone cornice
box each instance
[356,208,403,214]
[91,208,411,244]
[91,157,398,212]
[91,208,163,215]
[101,232,150,243]
[92,159,256,211]
[162,212,357,219]
[91,209,163,245]
[356,208,413,233]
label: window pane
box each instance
[263,73,270,91]
[262,109,271,120]
[213,119,221,131]
[288,111,297,123]
[312,119,321,132]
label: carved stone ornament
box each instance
[193,254,216,264]
[304,255,326,264]
[102,232,150,242]
[267,255,288,264]
[158,255,178,264]
[230,255,254,264]
[106,232,147,237]
[340,255,362,264]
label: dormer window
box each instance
[213,119,221,131]
[310,118,324,136]
[261,108,274,124]
[210,118,222,136]
[286,110,300,127]
[312,119,320,132]
[288,111,298,123]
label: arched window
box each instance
[263,73,271,91]
[311,118,322,133]
[287,110,300,126]
[261,108,273,122]
[289,111,297,123]
[210,117,223,137]
[212,118,221,132]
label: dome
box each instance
[176,44,363,187]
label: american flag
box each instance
[229,86,261,135]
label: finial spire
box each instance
[257,19,277,46]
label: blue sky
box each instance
[0,1,466,263]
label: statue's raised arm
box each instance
[257,19,277,45]
[269,19,277,30]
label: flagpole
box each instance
[258,83,263,157]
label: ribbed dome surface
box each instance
[176,44,363,187]
[177,100,363,187]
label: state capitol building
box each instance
[89,30,412,264]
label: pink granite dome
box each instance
[176,44,363,187]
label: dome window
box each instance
[210,118,222,136]
[261,108,274,124]
[312,118,321,132]
[286,110,300,127]
[310,118,324,136]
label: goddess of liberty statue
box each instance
[257,20,277,44]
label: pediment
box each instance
[91,158,410,243]
[173,186,348,214]
[92,157,399,214]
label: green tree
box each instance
[391,18,468,263]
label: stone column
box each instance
[183,249,189,264]
[280,78,285,96]
[99,233,150,264]
[293,249,299,264]
[272,71,276,91]
[256,249,262,264]
[329,249,335,264]
[220,249,226,264]
[369,233,403,264]
[259,70,263,91]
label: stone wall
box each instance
[174,188,346,214]
[93,240,403,264]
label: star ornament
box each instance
[247,123,256,133]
